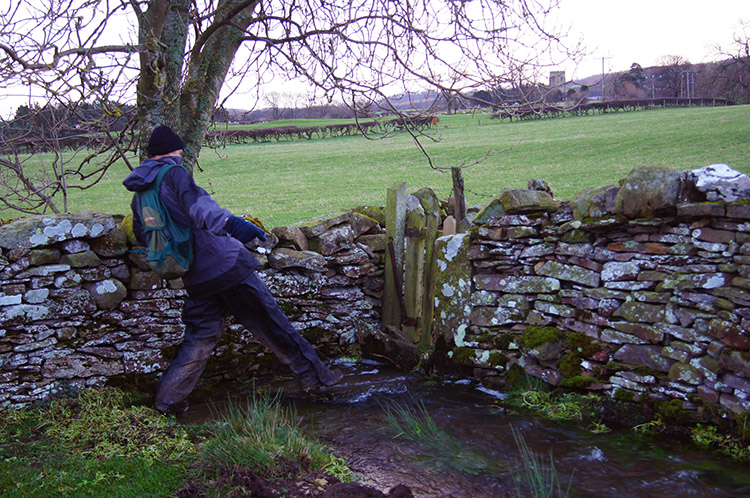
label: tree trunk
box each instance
[136,0,191,163]
[136,0,259,174]
[179,1,260,171]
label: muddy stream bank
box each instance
[181,361,750,497]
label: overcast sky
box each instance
[552,0,749,80]
[1,0,747,116]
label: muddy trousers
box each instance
[155,270,337,408]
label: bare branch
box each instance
[0,0,579,215]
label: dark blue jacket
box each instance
[123,156,259,298]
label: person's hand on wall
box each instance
[225,215,267,243]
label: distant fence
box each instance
[0,133,112,154]
[1,116,437,153]
[493,97,736,122]
[203,115,437,145]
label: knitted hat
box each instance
[147,126,185,156]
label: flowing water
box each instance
[183,360,750,497]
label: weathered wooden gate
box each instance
[382,182,441,346]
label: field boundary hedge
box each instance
[493,97,736,121]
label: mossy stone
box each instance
[519,326,563,349]
[558,352,583,378]
[488,351,508,367]
[561,376,598,389]
[565,332,601,357]
[656,398,691,425]
[453,347,476,366]
[493,332,516,349]
[614,388,636,402]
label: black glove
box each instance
[225,215,266,243]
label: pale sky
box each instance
[1,0,748,116]
[552,0,749,80]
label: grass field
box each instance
[16,105,750,228]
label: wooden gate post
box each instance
[451,167,471,233]
[412,188,441,346]
[383,182,407,329]
[403,196,426,342]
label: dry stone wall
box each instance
[0,209,385,409]
[434,165,750,417]
[3,163,750,420]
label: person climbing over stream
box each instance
[123,125,343,415]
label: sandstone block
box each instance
[570,185,619,220]
[85,279,128,310]
[614,344,674,372]
[269,247,327,272]
[0,212,116,250]
[536,260,600,287]
[612,302,665,323]
[615,167,683,218]
[272,225,309,250]
[708,318,750,350]
[309,225,354,255]
[89,228,130,257]
[42,353,123,379]
[297,210,351,238]
[524,364,563,386]
[28,248,61,266]
[474,274,560,294]
[677,202,726,218]
[687,164,750,203]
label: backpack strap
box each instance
[154,163,178,191]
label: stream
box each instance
[183,360,750,497]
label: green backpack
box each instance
[136,164,194,279]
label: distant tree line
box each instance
[1,102,136,153]
[489,97,735,122]
[214,100,361,124]
[466,52,750,111]
[4,102,134,137]
[3,46,747,156]
[1,106,436,153]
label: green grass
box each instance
[0,388,194,497]
[0,387,349,497]
[6,105,750,228]
[691,424,750,462]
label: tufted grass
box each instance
[194,393,351,483]
[512,425,573,498]
[5,105,750,228]
[382,398,505,476]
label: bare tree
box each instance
[284,93,307,120]
[0,100,136,213]
[1,0,578,213]
[302,94,331,119]
[712,19,750,103]
[655,55,692,98]
[262,92,286,121]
